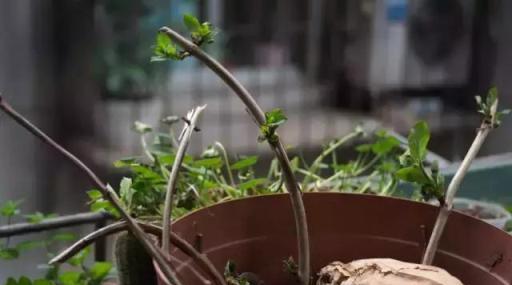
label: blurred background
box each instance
[2,0,512,278]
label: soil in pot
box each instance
[156,193,512,285]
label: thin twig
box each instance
[159,26,310,284]
[302,130,363,188]
[0,96,182,285]
[421,124,491,265]
[50,221,226,285]
[162,105,206,254]
[214,142,235,187]
[422,95,500,265]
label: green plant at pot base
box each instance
[0,201,113,285]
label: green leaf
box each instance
[355,144,372,153]
[86,189,103,201]
[238,178,267,191]
[58,272,81,285]
[0,247,19,260]
[224,260,236,277]
[25,212,45,224]
[119,177,134,208]
[113,158,137,168]
[183,14,201,32]
[89,262,112,280]
[1,200,21,217]
[152,33,180,61]
[5,278,17,285]
[68,248,90,267]
[133,121,152,134]
[395,167,429,184]
[372,135,400,155]
[231,156,258,170]
[17,277,31,285]
[265,108,287,127]
[408,121,430,161]
[191,157,223,169]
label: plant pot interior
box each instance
[156,193,512,285]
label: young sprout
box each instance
[154,15,310,284]
[421,87,508,264]
[0,96,183,285]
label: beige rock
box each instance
[316,258,463,285]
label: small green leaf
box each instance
[395,167,429,184]
[355,144,372,153]
[68,247,90,267]
[87,189,103,200]
[0,248,19,260]
[408,121,430,161]
[58,272,81,285]
[119,177,134,208]
[1,200,21,217]
[5,278,17,285]
[17,277,31,285]
[183,14,201,32]
[89,262,112,280]
[265,108,287,127]
[231,156,258,170]
[152,32,180,61]
[372,135,400,155]
[25,212,45,224]
[191,157,223,169]
[133,121,152,134]
[238,178,267,191]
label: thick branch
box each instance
[162,106,206,253]
[422,125,491,265]
[0,97,182,285]
[159,27,310,284]
[50,221,226,285]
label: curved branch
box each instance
[159,26,311,285]
[162,106,206,254]
[0,96,182,285]
[50,221,226,285]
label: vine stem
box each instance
[214,142,235,186]
[302,130,363,188]
[159,26,311,284]
[50,221,226,285]
[422,123,492,265]
[162,105,206,254]
[0,96,182,285]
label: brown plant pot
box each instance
[155,193,512,284]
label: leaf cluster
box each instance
[395,121,445,203]
[475,87,510,128]
[1,202,112,285]
[258,109,287,144]
[151,14,216,62]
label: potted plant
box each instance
[2,14,512,285]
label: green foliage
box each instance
[259,109,287,144]
[151,33,181,62]
[396,122,445,203]
[1,202,112,285]
[1,200,21,218]
[475,87,510,128]
[183,14,217,45]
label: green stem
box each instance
[214,142,235,186]
[302,131,362,188]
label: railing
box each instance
[0,211,113,261]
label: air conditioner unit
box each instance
[368,0,475,92]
